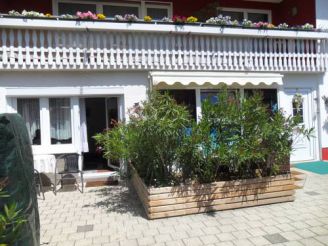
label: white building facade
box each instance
[1,0,328,173]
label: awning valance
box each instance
[150,72,283,87]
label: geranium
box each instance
[144,15,152,22]
[186,16,198,23]
[60,14,76,19]
[161,17,172,22]
[254,22,270,28]
[302,23,314,30]
[205,15,232,25]
[76,11,97,20]
[8,10,21,16]
[267,23,275,28]
[114,15,124,21]
[97,13,106,20]
[172,15,186,24]
[21,10,45,17]
[124,14,139,22]
[242,19,253,27]
[278,23,289,29]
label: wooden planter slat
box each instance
[130,166,295,219]
[149,184,296,207]
[148,179,294,201]
[148,190,295,213]
[149,196,295,219]
[147,174,292,195]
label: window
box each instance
[292,101,304,123]
[103,5,139,18]
[54,1,173,19]
[201,90,238,104]
[17,98,41,145]
[248,12,269,23]
[147,7,169,20]
[160,90,197,120]
[58,3,96,15]
[244,89,278,113]
[217,8,271,23]
[49,98,72,144]
[217,10,244,22]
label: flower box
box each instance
[131,166,295,219]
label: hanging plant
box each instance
[293,93,303,111]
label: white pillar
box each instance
[0,88,7,113]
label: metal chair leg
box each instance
[80,172,84,194]
[37,172,45,200]
[54,172,57,195]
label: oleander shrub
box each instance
[95,90,313,187]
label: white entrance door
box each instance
[283,89,315,162]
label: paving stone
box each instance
[304,191,321,196]
[216,232,235,242]
[154,234,172,243]
[199,235,218,244]
[283,241,303,246]
[38,173,328,246]
[263,233,288,244]
[165,240,184,246]
[76,225,93,232]
[279,231,302,241]
[182,237,204,246]
[248,236,271,246]
[232,239,254,246]
[300,238,325,246]
[137,236,155,246]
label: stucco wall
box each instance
[0,71,149,119]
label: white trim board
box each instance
[6,86,124,97]
[217,7,272,23]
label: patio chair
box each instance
[34,169,45,200]
[54,154,84,195]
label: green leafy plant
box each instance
[0,186,26,245]
[95,92,191,187]
[95,89,314,187]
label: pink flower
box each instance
[76,11,97,20]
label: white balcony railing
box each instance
[1,16,328,72]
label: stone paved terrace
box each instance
[39,169,328,246]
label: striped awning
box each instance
[150,72,283,87]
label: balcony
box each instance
[1,16,328,72]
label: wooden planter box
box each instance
[131,167,295,219]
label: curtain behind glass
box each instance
[17,98,41,145]
[49,98,72,144]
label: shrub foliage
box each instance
[94,90,313,187]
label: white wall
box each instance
[280,73,322,161]
[316,0,328,29]
[318,73,328,150]
[0,71,149,119]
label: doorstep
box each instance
[83,170,119,182]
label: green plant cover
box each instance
[0,114,40,246]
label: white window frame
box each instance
[12,96,76,155]
[217,7,272,23]
[145,3,173,19]
[101,2,141,18]
[53,0,173,18]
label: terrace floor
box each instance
[39,169,328,246]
